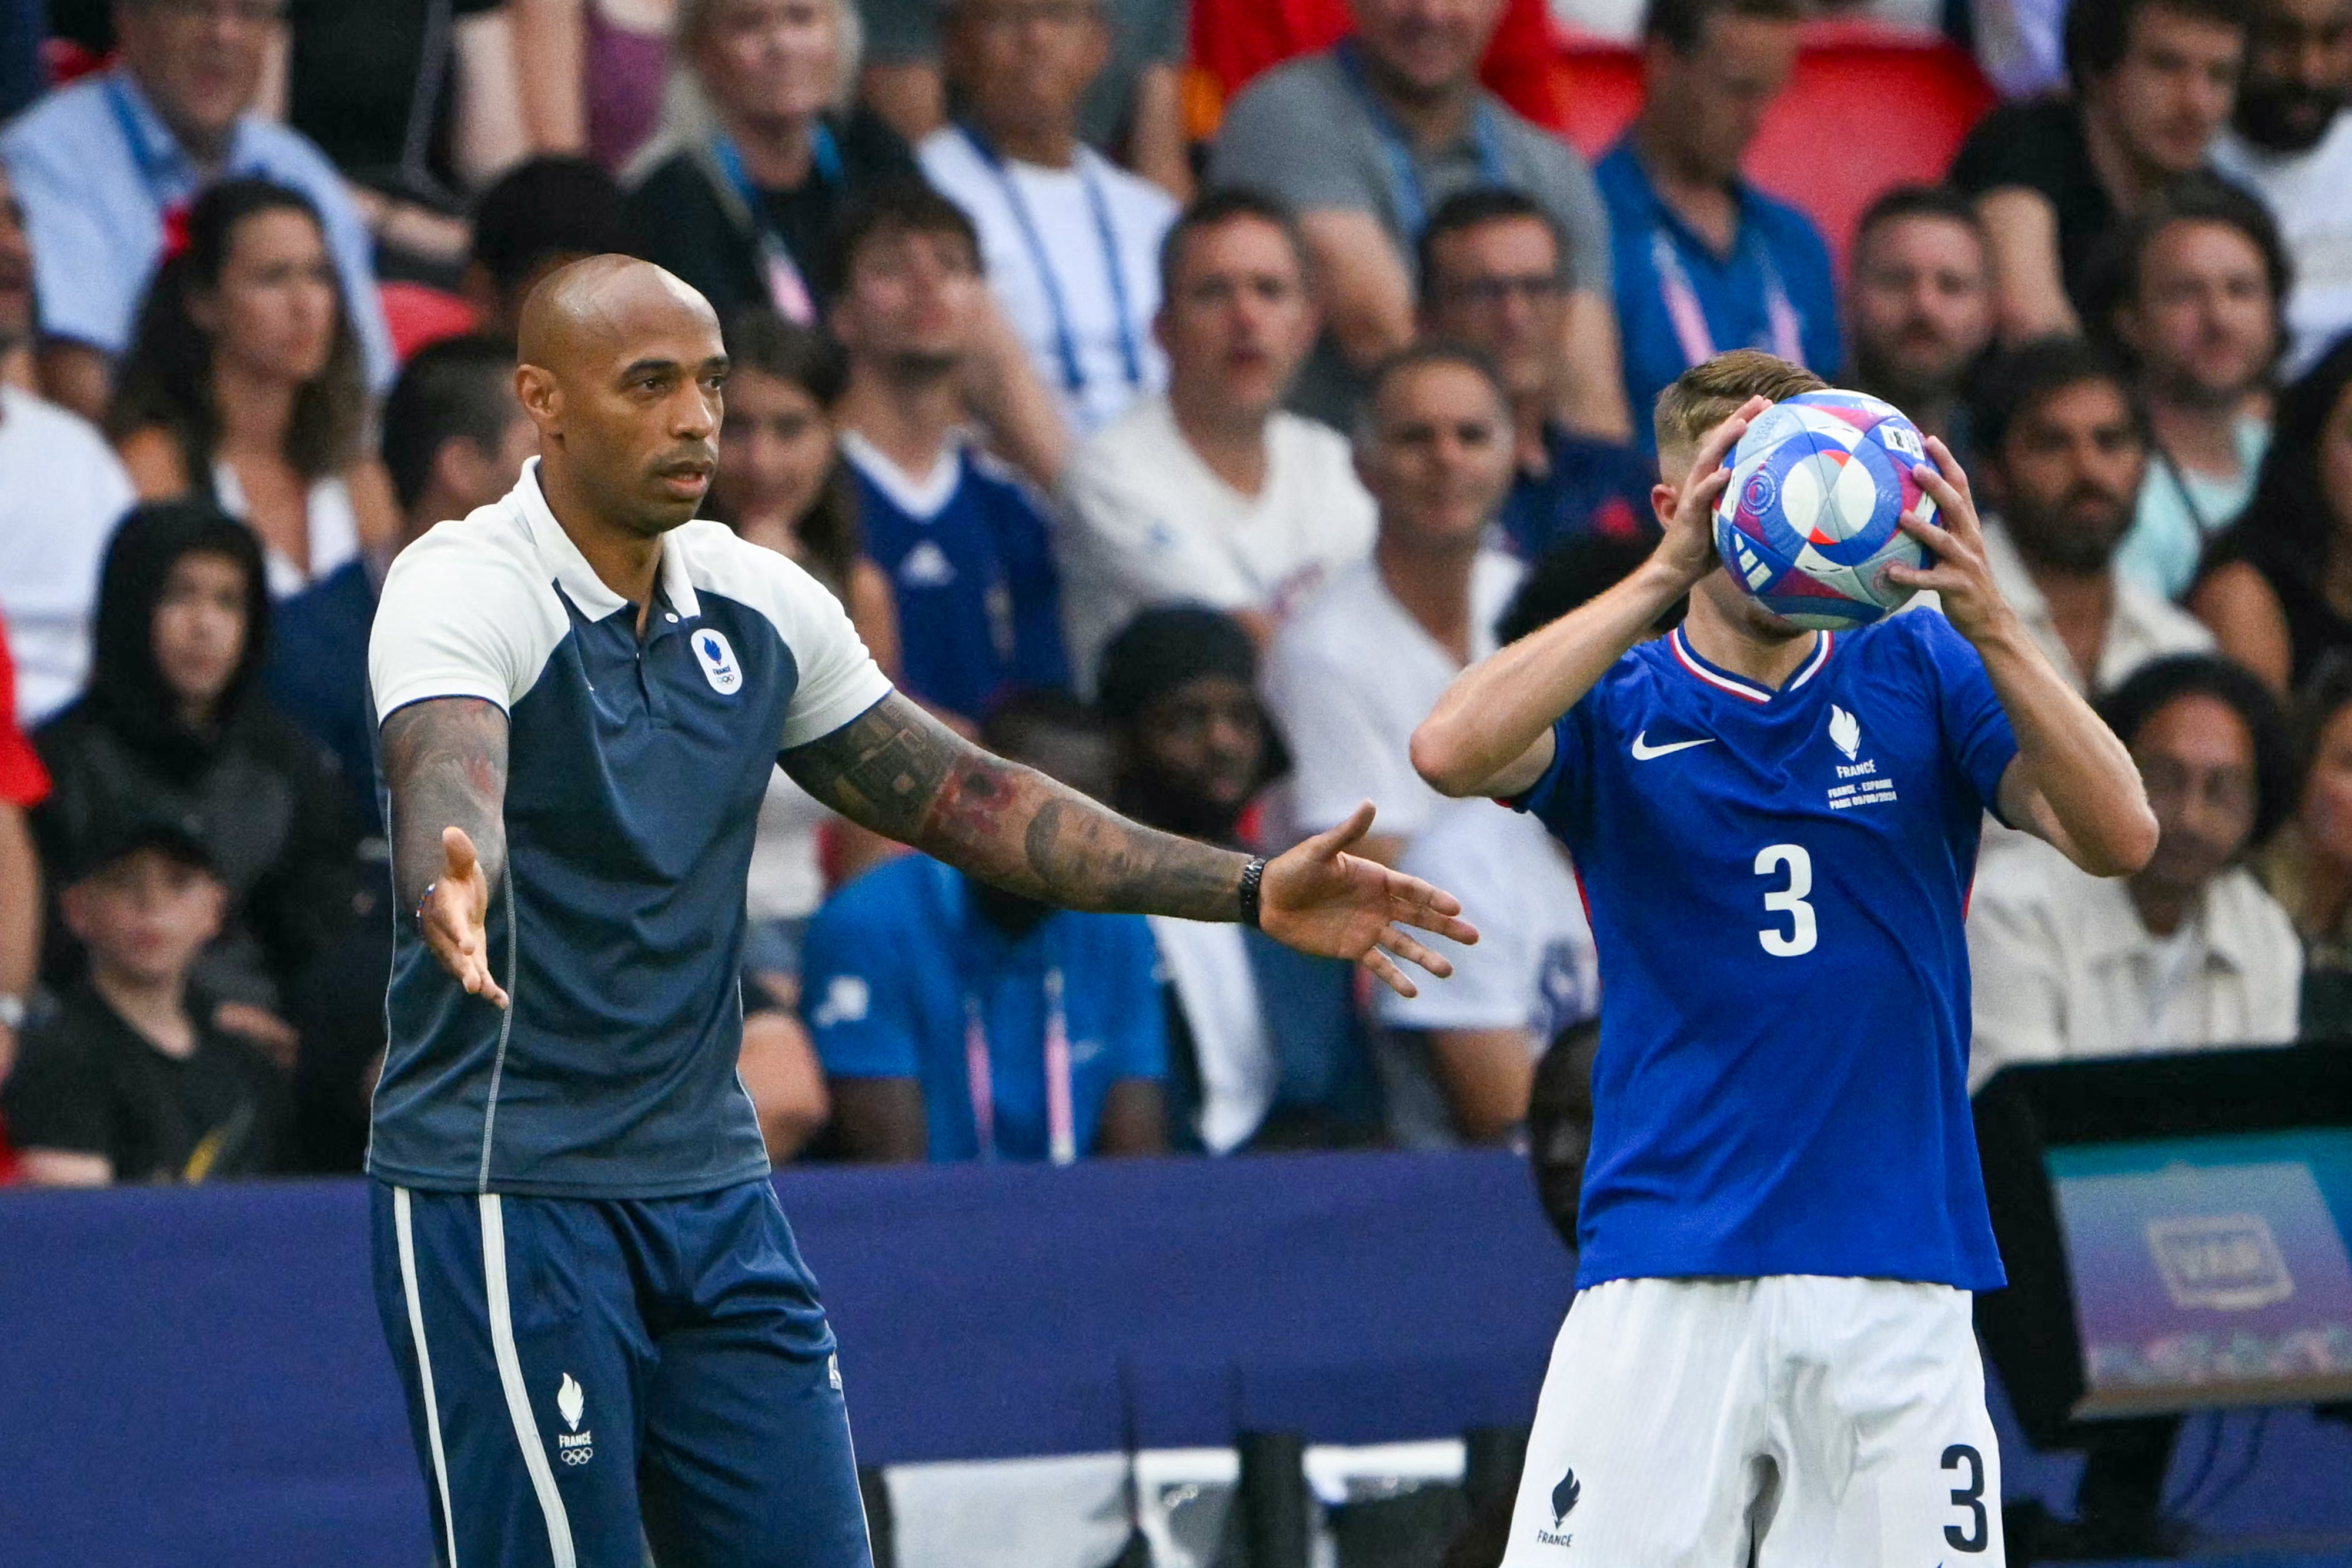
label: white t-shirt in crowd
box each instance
[746,767,829,924]
[2213,115,2352,379]
[1261,550,1525,847]
[1965,835,2302,1091]
[0,385,135,723]
[1057,395,1377,693]
[1148,915,1277,1155]
[920,128,1175,439]
[213,459,362,599]
[1378,800,1598,1044]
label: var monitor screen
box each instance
[2046,1127,2352,1418]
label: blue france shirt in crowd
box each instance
[841,432,1071,720]
[1511,610,2017,1290]
[1496,424,1661,561]
[1595,141,1840,457]
[802,855,1167,1162]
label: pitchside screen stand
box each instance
[1972,1046,2352,1558]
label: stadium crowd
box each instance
[0,0,2346,1184]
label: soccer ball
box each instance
[1711,389,1936,631]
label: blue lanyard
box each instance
[1333,40,1511,240]
[711,122,843,323]
[958,124,1143,399]
[105,73,219,213]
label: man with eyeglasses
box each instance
[0,0,394,422]
[1418,189,1658,564]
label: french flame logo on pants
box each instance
[556,1372,594,1465]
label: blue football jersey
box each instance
[1514,611,2017,1290]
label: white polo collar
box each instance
[512,458,701,623]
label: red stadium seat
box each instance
[1545,24,1997,275]
[378,280,479,363]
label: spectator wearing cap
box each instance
[2088,179,2287,601]
[1967,653,2299,1088]
[1967,337,2213,698]
[1417,189,1657,563]
[916,0,1179,439]
[266,334,534,835]
[802,693,1170,1162]
[1843,186,1997,453]
[1207,0,1627,440]
[1950,0,2250,344]
[1,817,290,1185]
[0,612,48,1139]
[1597,0,1839,458]
[1056,190,1375,692]
[107,180,402,603]
[1262,345,1524,867]
[0,160,138,727]
[1376,542,1659,1144]
[1100,606,1380,1153]
[0,0,395,422]
[462,155,632,337]
[32,500,357,1045]
[2261,653,2352,1036]
[2211,0,2352,377]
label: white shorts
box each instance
[1500,1275,2004,1568]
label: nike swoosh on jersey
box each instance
[1630,731,1717,760]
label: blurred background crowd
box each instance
[0,0,2346,1187]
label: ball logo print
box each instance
[1712,389,1935,630]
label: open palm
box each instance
[1260,803,1479,996]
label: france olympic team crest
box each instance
[1713,389,1936,631]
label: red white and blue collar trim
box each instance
[1668,627,1834,704]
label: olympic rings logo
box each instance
[560,1446,595,1465]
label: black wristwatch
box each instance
[1237,856,1267,929]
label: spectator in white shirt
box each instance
[2211,0,2352,377]
[2089,179,2287,600]
[918,0,1178,439]
[1262,343,1524,866]
[1058,189,1377,690]
[0,163,135,725]
[1376,541,1666,1143]
[1969,653,2301,1088]
[1968,336,2214,697]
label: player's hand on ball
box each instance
[1259,801,1479,997]
[1885,436,2010,643]
[1654,394,1771,589]
[423,825,509,1009]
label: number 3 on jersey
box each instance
[1755,844,1817,957]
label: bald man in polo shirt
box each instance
[365,254,1475,1567]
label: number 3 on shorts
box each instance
[1943,1443,1989,1552]
[1755,844,1817,957]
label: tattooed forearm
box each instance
[380,697,510,912]
[781,693,1249,921]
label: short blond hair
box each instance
[1652,349,1827,466]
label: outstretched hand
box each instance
[1259,802,1479,997]
[421,825,507,1009]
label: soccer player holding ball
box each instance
[1413,350,2157,1566]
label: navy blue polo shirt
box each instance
[365,462,892,1197]
[1596,141,1840,457]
